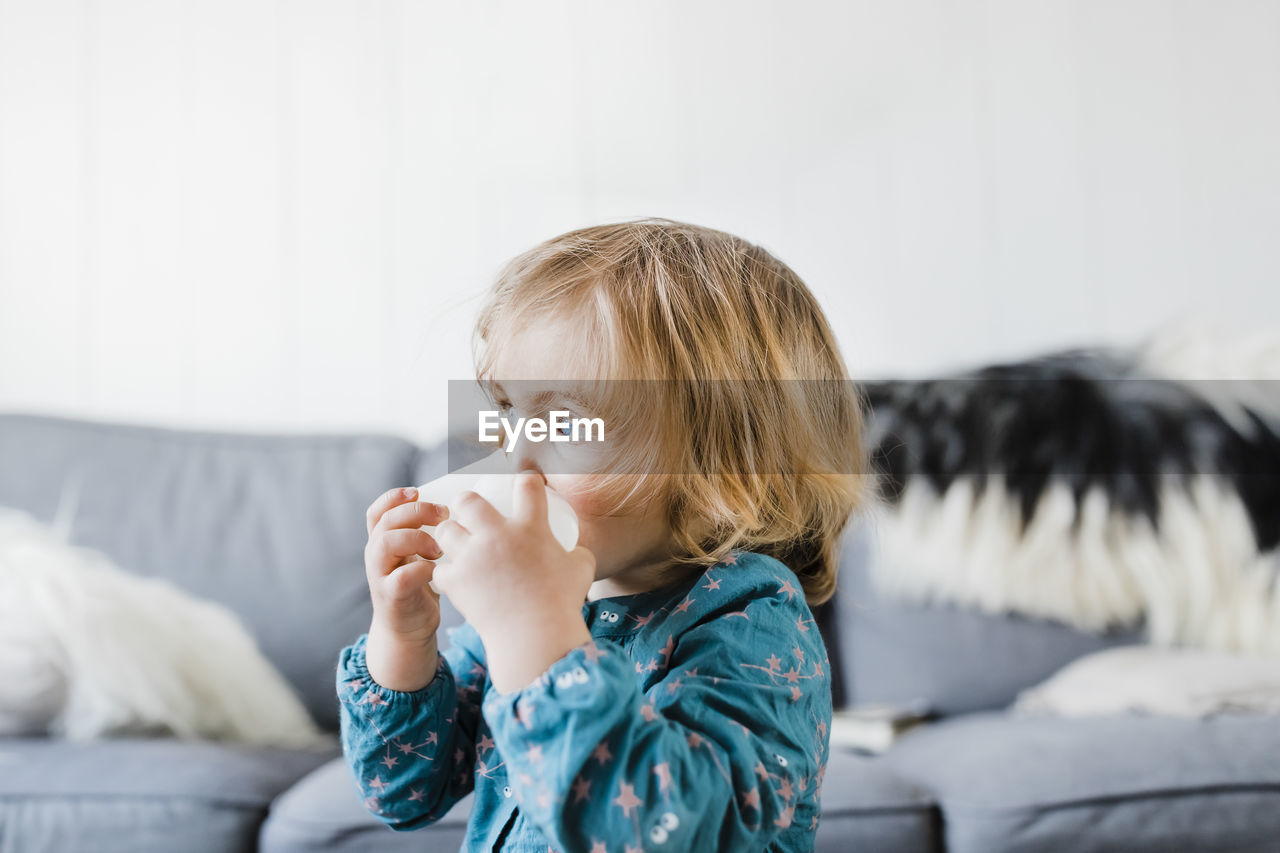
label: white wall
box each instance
[1,0,1277,447]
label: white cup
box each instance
[414,454,579,593]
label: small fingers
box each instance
[450,490,504,532]
[569,544,596,575]
[373,500,450,535]
[367,528,442,577]
[432,517,470,555]
[511,469,548,525]
[430,559,457,597]
[383,557,436,601]
[367,486,419,536]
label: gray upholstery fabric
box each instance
[8,411,1274,853]
[831,516,1145,714]
[260,751,940,853]
[816,749,941,852]
[259,757,471,853]
[0,736,338,853]
[883,711,1280,853]
[0,412,420,732]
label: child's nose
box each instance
[507,448,548,484]
[515,461,548,485]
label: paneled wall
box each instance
[2,1,1277,446]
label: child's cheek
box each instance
[545,477,611,548]
[545,475,602,519]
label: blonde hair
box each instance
[473,218,870,605]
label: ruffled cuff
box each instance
[336,632,453,711]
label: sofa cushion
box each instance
[817,749,941,852]
[882,711,1280,853]
[258,751,939,853]
[832,516,1144,714]
[258,756,472,853]
[0,413,422,731]
[0,736,338,853]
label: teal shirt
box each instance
[336,550,833,852]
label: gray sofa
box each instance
[1,411,1277,853]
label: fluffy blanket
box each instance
[863,325,1280,654]
[0,506,334,747]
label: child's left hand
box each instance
[431,470,595,694]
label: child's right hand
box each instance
[363,486,451,691]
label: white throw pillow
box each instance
[0,507,335,748]
[1014,645,1280,718]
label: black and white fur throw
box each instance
[861,326,1280,654]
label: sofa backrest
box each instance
[2,411,1138,729]
[0,412,433,732]
[829,514,1144,715]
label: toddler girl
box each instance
[336,219,868,851]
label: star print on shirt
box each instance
[336,549,831,853]
[653,762,674,794]
[358,690,389,708]
[478,758,506,778]
[613,781,642,817]
[514,697,537,729]
[392,736,435,760]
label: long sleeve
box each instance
[482,585,832,851]
[335,622,490,830]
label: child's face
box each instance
[486,316,676,596]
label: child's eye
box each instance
[553,411,597,445]
[496,400,520,425]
